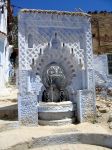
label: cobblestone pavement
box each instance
[32,144,111,150]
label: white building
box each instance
[0,0,11,88]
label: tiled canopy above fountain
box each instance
[18,9,96,126]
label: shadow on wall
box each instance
[0,104,18,120]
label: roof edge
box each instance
[20,9,91,17]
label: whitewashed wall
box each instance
[0,1,7,34]
[94,54,112,89]
[0,1,11,88]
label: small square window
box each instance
[107,54,112,75]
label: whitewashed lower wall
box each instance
[77,90,95,122]
[0,37,10,88]
[94,54,112,89]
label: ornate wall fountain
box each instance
[18,9,96,126]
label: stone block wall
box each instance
[91,13,112,54]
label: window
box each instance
[28,34,33,48]
[107,54,112,75]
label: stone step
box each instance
[5,132,112,150]
[31,133,112,150]
[38,118,76,126]
[39,111,76,120]
[31,144,111,150]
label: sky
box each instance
[11,0,112,15]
